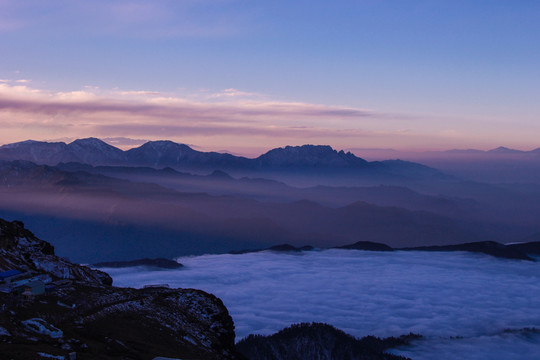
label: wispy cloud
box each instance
[0,82,487,154]
[208,88,260,99]
[0,83,374,138]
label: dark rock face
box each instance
[0,219,244,360]
[403,241,534,261]
[0,285,243,359]
[335,239,538,261]
[256,145,368,168]
[236,322,419,360]
[508,241,540,256]
[267,244,314,252]
[337,241,394,251]
[229,244,314,255]
[0,219,111,285]
[92,257,184,269]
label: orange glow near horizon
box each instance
[0,82,539,157]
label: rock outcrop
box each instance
[236,322,419,360]
[0,219,244,360]
[337,241,393,251]
[92,258,184,269]
[0,219,111,285]
[403,241,534,261]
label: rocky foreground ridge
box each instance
[0,218,424,360]
[237,323,418,360]
[0,218,243,360]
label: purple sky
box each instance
[1,1,539,155]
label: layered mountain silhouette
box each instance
[2,138,540,263]
[399,146,540,184]
[0,138,125,166]
[0,138,448,183]
[0,160,489,262]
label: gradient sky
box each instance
[0,0,539,155]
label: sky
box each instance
[0,0,539,155]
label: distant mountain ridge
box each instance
[0,138,447,181]
[0,159,486,262]
[0,138,125,166]
[425,146,540,156]
[400,145,540,184]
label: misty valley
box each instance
[3,2,540,358]
[1,138,540,359]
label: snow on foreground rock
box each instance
[0,218,243,359]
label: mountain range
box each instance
[393,146,540,184]
[0,138,447,185]
[0,160,487,262]
[2,138,540,262]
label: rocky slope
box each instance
[0,219,243,360]
[236,323,419,360]
[92,258,184,269]
[0,219,111,285]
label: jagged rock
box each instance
[0,219,111,285]
[337,241,393,251]
[236,322,419,360]
[256,145,368,168]
[229,244,314,255]
[507,238,540,256]
[0,218,244,359]
[403,241,534,261]
[92,258,183,269]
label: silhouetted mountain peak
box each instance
[67,138,125,163]
[208,169,233,179]
[444,148,485,154]
[0,138,447,182]
[70,137,107,146]
[0,139,43,149]
[142,140,194,151]
[404,241,534,261]
[488,146,523,154]
[125,141,198,167]
[257,144,367,168]
[130,140,196,157]
[237,322,420,360]
[337,241,393,251]
[264,145,335,157]
[70,138,118,151]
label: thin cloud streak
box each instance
[0,83,381,146]
[0,82,506,153]
[94,123,376,139]
[0,85,372,121]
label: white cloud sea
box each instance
[100,249,540,359]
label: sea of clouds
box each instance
[100,249,540,359]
